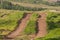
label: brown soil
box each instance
[36,13,47,38]
[5,13,32,39]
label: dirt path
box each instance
[36,13,47,38]
[4,12,47,40]
[28,13,47,40]
[5,13,32,39]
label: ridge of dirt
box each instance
[4,13,32,39]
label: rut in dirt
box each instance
[5,13,32,39]
[36,13,47,38]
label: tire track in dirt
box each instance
[36,13,47,38]
[29,13,47,40]
[5,13,32,39]
[3,12,47,40]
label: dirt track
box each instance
[28,13,47,40]
[5,13,32,39]
[36,13,47,38]
[4,12,47,40]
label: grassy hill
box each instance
[0,0,60,40]
[0,0,60,11]
[0,9,60,40]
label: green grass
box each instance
[0,9,60,40]
[24,13,39,35]
[35,12,60,40]
[35,28,60,40]
[47,12,60,30]
[0,10,24,35]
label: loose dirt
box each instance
[36,13,47,38]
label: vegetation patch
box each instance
[0,1,47,11]
[24,13,39,35]
[35,12,60,40]
[0,10,24,35]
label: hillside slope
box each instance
[0,0,60,11]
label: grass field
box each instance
[35,12,60,40]
[0,9,60,40]
[0,9,24,35]
[24,13,39,35]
